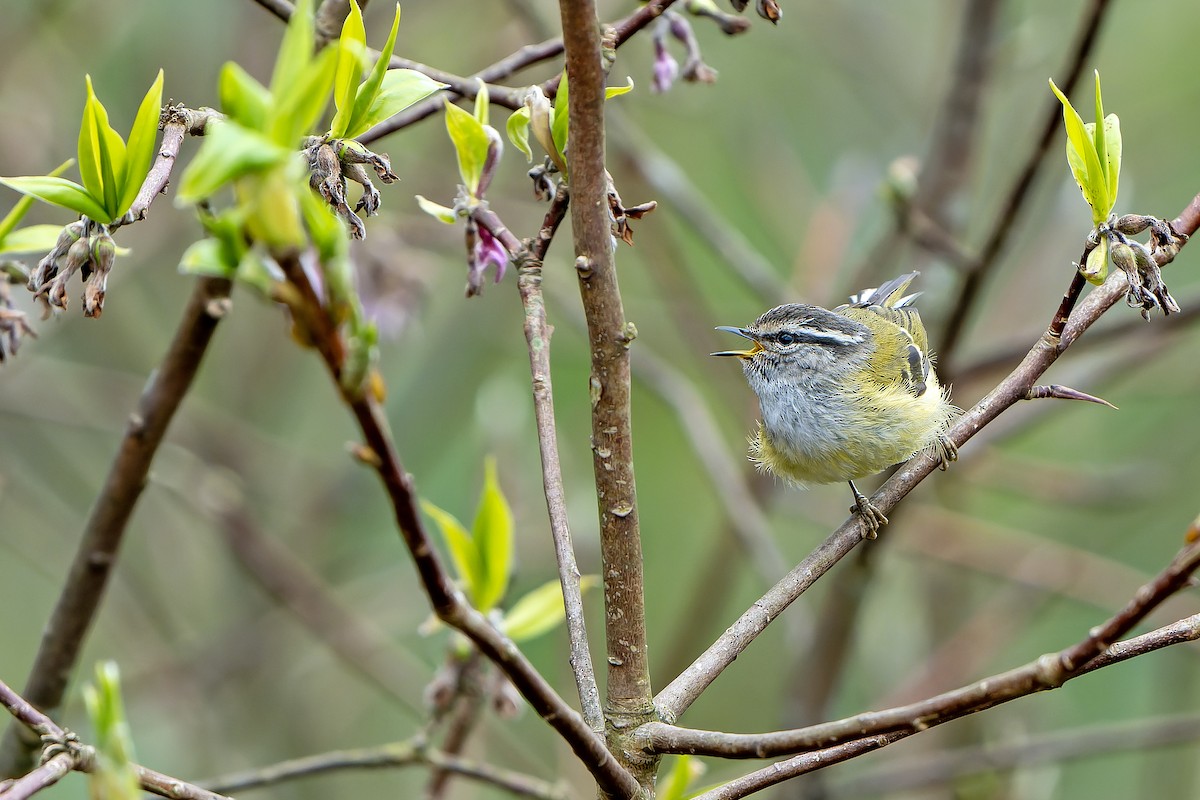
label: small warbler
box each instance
[713,272,957,537]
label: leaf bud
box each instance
[1080,236,1110,285]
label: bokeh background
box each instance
[3,0,1200,797]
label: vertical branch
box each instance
[557,0,655,784]
[0,276,232,776]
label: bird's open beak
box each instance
[711,326,762,358]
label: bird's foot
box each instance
[935,435,958,471]
[849,481,887,539]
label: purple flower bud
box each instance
[652,39,679,94]
[476,126,504,199]
[467,224,510,297]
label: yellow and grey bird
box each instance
[713,272,957,536]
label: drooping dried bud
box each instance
[46,236,94,309]
[83,234,116,318]
[756,0,782,23]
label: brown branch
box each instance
[937,0,1113,377]
[557,0,656,789]
[271,251,641,799]
[359,0,678,142]
[0,677,233,800]
[654,190,1200,723]
[639,540,1200,760]
[474,190,606,731]
[828,711,1200,798]
[0,276,230,777]
[202,737,568,799]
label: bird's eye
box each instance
[776,331,798,346]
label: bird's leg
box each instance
[848,480,887,539]
[935,434,958,471]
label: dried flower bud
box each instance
[756,0,782,23]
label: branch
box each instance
[271,251,641,799]
[359,0,679,142]
[475,189,606,732]
[0,677,233,800]
[639,539,1200,760]
[937,0,1113,376]
[557,0,655,787]
[653,191,1200,722]
[828,711,1200,798]
[0,274,230,777]
[201,737,568,799]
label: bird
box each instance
[713,272,958,537]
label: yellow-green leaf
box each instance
[343,3,406,136]
[473,80,490,127]
[604,76,634,99]
[329,0,367,137]
[506,106,532,162]
[658,755,703,800]
[220,62,271,130]
[502,576,598,642]
[77,77,105,212]
[472,456,512,613]
[0,159,71,242]
[0,175,108,221]
[347,69,445,139]
[1050,78,1108,224]
[0,224,69,256]
[423,500,482,606]
[84,662,140,800]
[178,238,238,279]
[1101,113,1121,211]
[270,0,316,98]
[415,194,457,223]
[267,44,338,146]
[444,98,489,195]
[175,120,291,204]
[551,71,569,167]
[118,70,165,217]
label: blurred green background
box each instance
[3,0,1200,797]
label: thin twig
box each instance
[0,277,230,776]
[476,189,606,732]
[202,737,568,799]
[359,0,679,142]
[827,711,1200,798]
[640,539,1200,760]
[653,191,1200,723]
[937,0,1113,377]
[272,251,641,799]
[0,677,233,800]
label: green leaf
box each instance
[472,456,512,613]
[178,238,239,279]
[506,106,532,162]
[84,662,141,800]
[1092,71,1107,194]
[422,500,482,606]
[551,71,569,166]
[267,44,338,146]
[220,62,272,130]
[502,576,598,642]
[658,756,700,800]
[1050,78,1108,224]
[80,75,129,220]
[118,69,165,217]
[175,120,291,204]
[0,224,71,256]
[0,175,108,220]
[415,194,457,223]
[77,77,105,213]
[1100,112,1121,210]
[235,246,286,296]
[605,76,634,99]
[473,79,490,127]
[346,69,445,139]
[444,98,489,196]
[342,3,403,137]
[329,0,367,138]
[270,0,316,99]
[0,159,71,242]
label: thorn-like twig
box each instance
[1024,383,1118,409]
